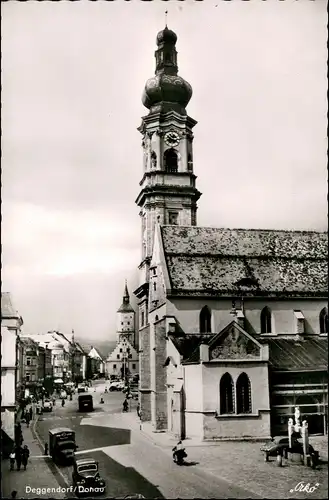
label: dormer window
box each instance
[294,310,305,334]
[168,211,178,225]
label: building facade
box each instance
[134,27,328,440]
[1,293,24,455]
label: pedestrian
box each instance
[15,445,22,471]
[25,414,30,428]
[137,403,140,418]
[9,449,15,471]
[21,445,30,470]
[29,407,33,421]
[11,491,17,499]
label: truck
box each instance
[78,394,94,412]
[49,427,77,464]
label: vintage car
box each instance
[42,399,53,412]
[72,458,106,497]
[109,382,121,392]
[260,436,319,462]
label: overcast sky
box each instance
[2,0,327,342]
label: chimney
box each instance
[199,343,209,362]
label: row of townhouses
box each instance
[1,292,105,456]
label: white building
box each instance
[1,292,23,454]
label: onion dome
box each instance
[141,26,192,114]
[156,27,177,46]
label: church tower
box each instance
[116,281,135,346]
[135,26,202,327]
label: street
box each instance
[35,380,259,499]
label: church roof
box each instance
[117,302,135,313]
[160,226,328,297]
[259,337,328,372]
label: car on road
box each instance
[78,394,94,412]
[260,436,319,463]
[77,384,88,393]
[109,381,122,392]
[42,399,53,412]
[72,457,106,497]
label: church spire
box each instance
[123,280,129,304]
[117,281,134,313]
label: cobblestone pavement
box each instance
[117,412,328,500]
[1,416,68,499]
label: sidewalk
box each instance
[1,417,67,499]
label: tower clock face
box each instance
[164,131,180,147]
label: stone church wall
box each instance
[154,318,168,430]
[139,324,151,421]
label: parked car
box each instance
[42,399,53,412]
[109,382,121,392]
[77,384,88,394]
[261,436,319,463]
[72,457,106,497]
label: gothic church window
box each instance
[164,148,178,173]
[320,308,328,334]
[220,373,234,414]
[200,306,211,333]
[260,306,272,333]
[236,373,252,414]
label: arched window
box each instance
[320,308,328,334]
[200,306,211,333]
[220,373,234,414]
[236,373,252,414]
[260,307,272,333]
[151,151,157,169]
[164,149,178,173]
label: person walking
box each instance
[9,449,16,471]
[15,445,22,471]
[21,445,30,470]
[137,403,140,418]
[25,413,30,428]
[29,406,33,421]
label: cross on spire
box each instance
[165,10,168,27]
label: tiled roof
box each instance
[169,334,213,361]
[161,226,328,296]
[1,292,20,319]
[259,337,328,371]
[117,302,135,313]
